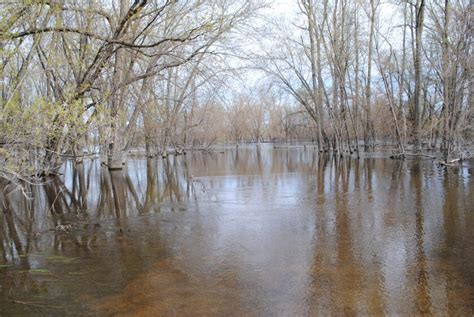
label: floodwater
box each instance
[0,145,473,316]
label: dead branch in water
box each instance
[438,158,461,166]
[10,299,63,309]
[389,152,436,160]
[437,155,472,166]
[390,151,472,166]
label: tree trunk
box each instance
[413,0,425,152]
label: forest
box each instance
[0,1,473,315]
[0,0,472,180]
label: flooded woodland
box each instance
[0,146,473,316]
[1,0,473,315]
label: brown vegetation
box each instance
[0,0,472,186]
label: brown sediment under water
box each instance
[0,145,473,316]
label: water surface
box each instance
[0,146,473,315]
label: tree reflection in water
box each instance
[0,147,472,315]
[0,156,193,264]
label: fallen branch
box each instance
[437,155,472,166]
[389,152,436,160]
[10,299,63,309]
[60,152,99,159]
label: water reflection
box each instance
[0,146,473,315]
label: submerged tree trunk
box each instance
[413,0,425,152]
[306,0,325,151]
[364,0,376,151]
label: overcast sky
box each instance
[268,0,402,32]
[220,0,405,104]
